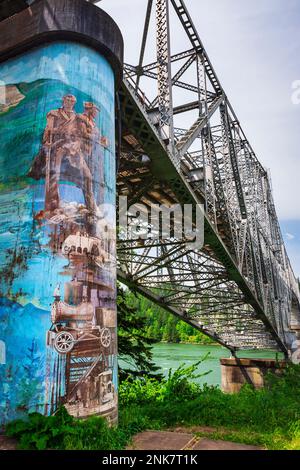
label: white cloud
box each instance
[286,232,295,241]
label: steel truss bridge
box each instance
[114,0,300,356]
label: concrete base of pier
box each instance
[220,358,286,393]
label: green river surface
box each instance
[150,343,284,387]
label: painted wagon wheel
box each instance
[100,328,111,348]
[54,331,75,354]
[63,245,71,255]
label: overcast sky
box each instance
[98,0,300,276]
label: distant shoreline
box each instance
[155,341,220,346]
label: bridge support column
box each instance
[290,326,300,364]
[220,358,287,393]
[0,0,123,426]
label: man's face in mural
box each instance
[91,107,99,119]
[63,94,77,113]
[84,102,99,120]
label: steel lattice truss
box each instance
[116,0,300,354]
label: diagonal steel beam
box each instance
[170,0,222,94]
[118,268,236,352]
[136,0,153,91]
[176,95,224,156]
[150,53,196,108]
[142,48,195,72]
[220,103,247,220]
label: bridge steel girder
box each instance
[155,0,174,144]
[117,0,300,355]
[118,79,291,355]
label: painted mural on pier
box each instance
[0,42,118,425]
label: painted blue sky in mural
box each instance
[0,42,115,116]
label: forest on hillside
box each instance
[123,289,214,345]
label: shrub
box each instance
[6,406,137,450]
[119,355,212,406]
[5,361,300,450]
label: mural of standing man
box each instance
[29,95,109,222]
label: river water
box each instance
[151,343,283,387]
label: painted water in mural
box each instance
[0,42,118,425]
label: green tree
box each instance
[117,286,214,357]
[117,286,161,380]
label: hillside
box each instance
[123,289,214,345]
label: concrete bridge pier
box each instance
[220,357,287,393]
[0,0,123,426]
[289,326,300,364]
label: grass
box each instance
[120,361,300,450]
[5,361,300,450]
